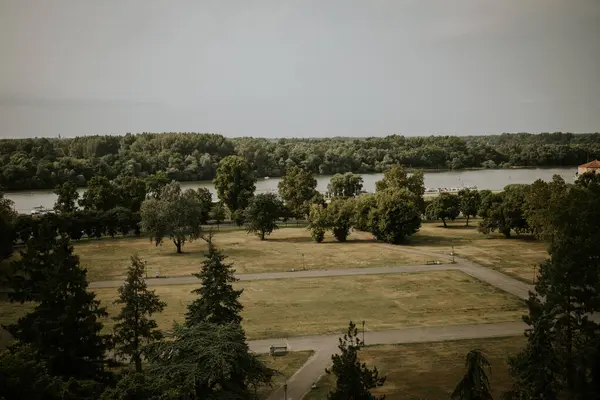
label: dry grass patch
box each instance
[305,336,525,400]
[92,271,525,340]
[257,351,314,399]
[74,228,432,282]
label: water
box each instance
[4,167,577,213]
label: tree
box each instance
[478,185,529,238]
[78,176,117,211]
[523,176,568,241]
[210,201,227,229]
[244,193,284,240]
[457,188,481,226]
[327,173,363,198]
[140,182,208,253]
[213,155,256,220]
[278,165,318,219]
[144,171,170,199]
[375,165,425,198]
[326,321,386,400]
[425,192,460,227]
[7,229,111,381]
[353,194,376,232]
[53,181,79,213]
[113,255,166,373]
[451,349,493,400]
[0,191,17,261]
[327,198,355,242]
[369,189,421,244]
[114,176,147,212]
[145,323,273,399]
[185,236,243,326]
[307,203,329,243]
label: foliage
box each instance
[140,182,210,253]
[185,236,243,326]
[451,349,493,400]
[425,192,460,227]
[369,189,422,244]
[457,188,481,226]
[113,255,166,372]
[0,191,17,260]
[327,198,355,242]
[113,175,147,212]
[210,201,227,227]
[307,203,329,242]
[78,176,119,211]
[478,185,529,238]
[375,165,425,197]
[277,165,319,218]
[213,155,257,217]
[327,172,363,198]
[53,181,80,213]
[522,175,568,240]
[353,193,377,232]
[145,323,274,399]
[244,193,284,240]
[325,321,386,400]
[7,229,111,381]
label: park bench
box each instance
[425,260,441,265]
[269,345,288,356]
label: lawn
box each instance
[257,351,314,399]
[73,227,432,282]
[88,271,525,340]
[305,336,525,400]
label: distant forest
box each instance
[1,132,599,191]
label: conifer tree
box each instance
[451,349,493,400]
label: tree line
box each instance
[2,131,600,190]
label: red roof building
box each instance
[578,160,600,175]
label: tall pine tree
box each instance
[7,224,111,382]
[451,349,493,400]
[113,255,166,372]
[185,235,243,326]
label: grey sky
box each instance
[1,0,599,138]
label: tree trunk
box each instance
[442,218,447,228]
[501,228,511,238]
[134,353,142,373]
[260,231,265,240]
[174,239,182,253]
[465,215,470,226]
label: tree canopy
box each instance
[327,173,363,198]
[244,193,284,240]
[213,155,256,220]
[277,165,319,218]
[425,192,461,227]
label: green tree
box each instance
[113,255,166,373]
[425,192,460,227]
[523,176,568,240]
[210,201,227,229]
[144,171,170,199]
[375,165,425,198]
[213,155,256,220]
[244,193,284,240]
[353,193,377,232]
[277,165,318,219]
[8,229,111,381]
[307,203,329,243]
[114,175,147,212]
[185,236,243,326]
[327,198,355,242]
[326,321,386,400]
[369,189,422,244]
[478,185,529,238]
[327,173,363,198]
[457,188,481,226]
[451,349,493,400]
[0,191,17,261]
[79,176,117,211]
[139,182,207,253]
[53,181,80,213]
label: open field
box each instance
[73,227,433,282]
[257,351,314,399]
[85,271,525,340]
[305,336,525,399]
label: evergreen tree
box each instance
[451,349,493,400]
[7,226,111,382]
[113,255,166,372]
[326,321,386,400]
[185,235,243,326]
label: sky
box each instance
[1,0,599,139]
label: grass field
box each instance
[354,219,549,284]
[305,336,525,400]
[257,351,314,399]
[74,227,432,282]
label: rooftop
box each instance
[579,160,600,168]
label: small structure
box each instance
[577,160,600,175]
[269,345,288,356]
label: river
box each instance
[4,167,577,213]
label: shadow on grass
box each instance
[265,236,374,244]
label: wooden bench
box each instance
[425,260,441,265]
[269,345,288,356]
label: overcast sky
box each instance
[1,0,599,138]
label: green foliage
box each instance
[0,191,17,260]
[53,181,80,213]
[113,175,147,212]
[327,173,363,198]
[185,237,243,326]
[144,171,170,199]
[213,155,257,216]
[327,198,355,242]
[113,255,166,372]
[244,193,284,240]
[451,349,493,400]
[145,323,274,399]
[308,203,329,243]
[7,229,111,381]
[375,165,425,198]
[369,189,422,244]
[210,201,227,227]
[478,185,529,238]
[457,188,481,226]
[326,321,386,400]
[425,192,460,227]
[277,165,319,218]
[140,182,210,253]
[353,193,377,232]
[79,176,118,211]
[522,175,568,240]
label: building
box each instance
[577,160,600,175]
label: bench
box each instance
[425,260,441,265]
[269,345,288,356]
